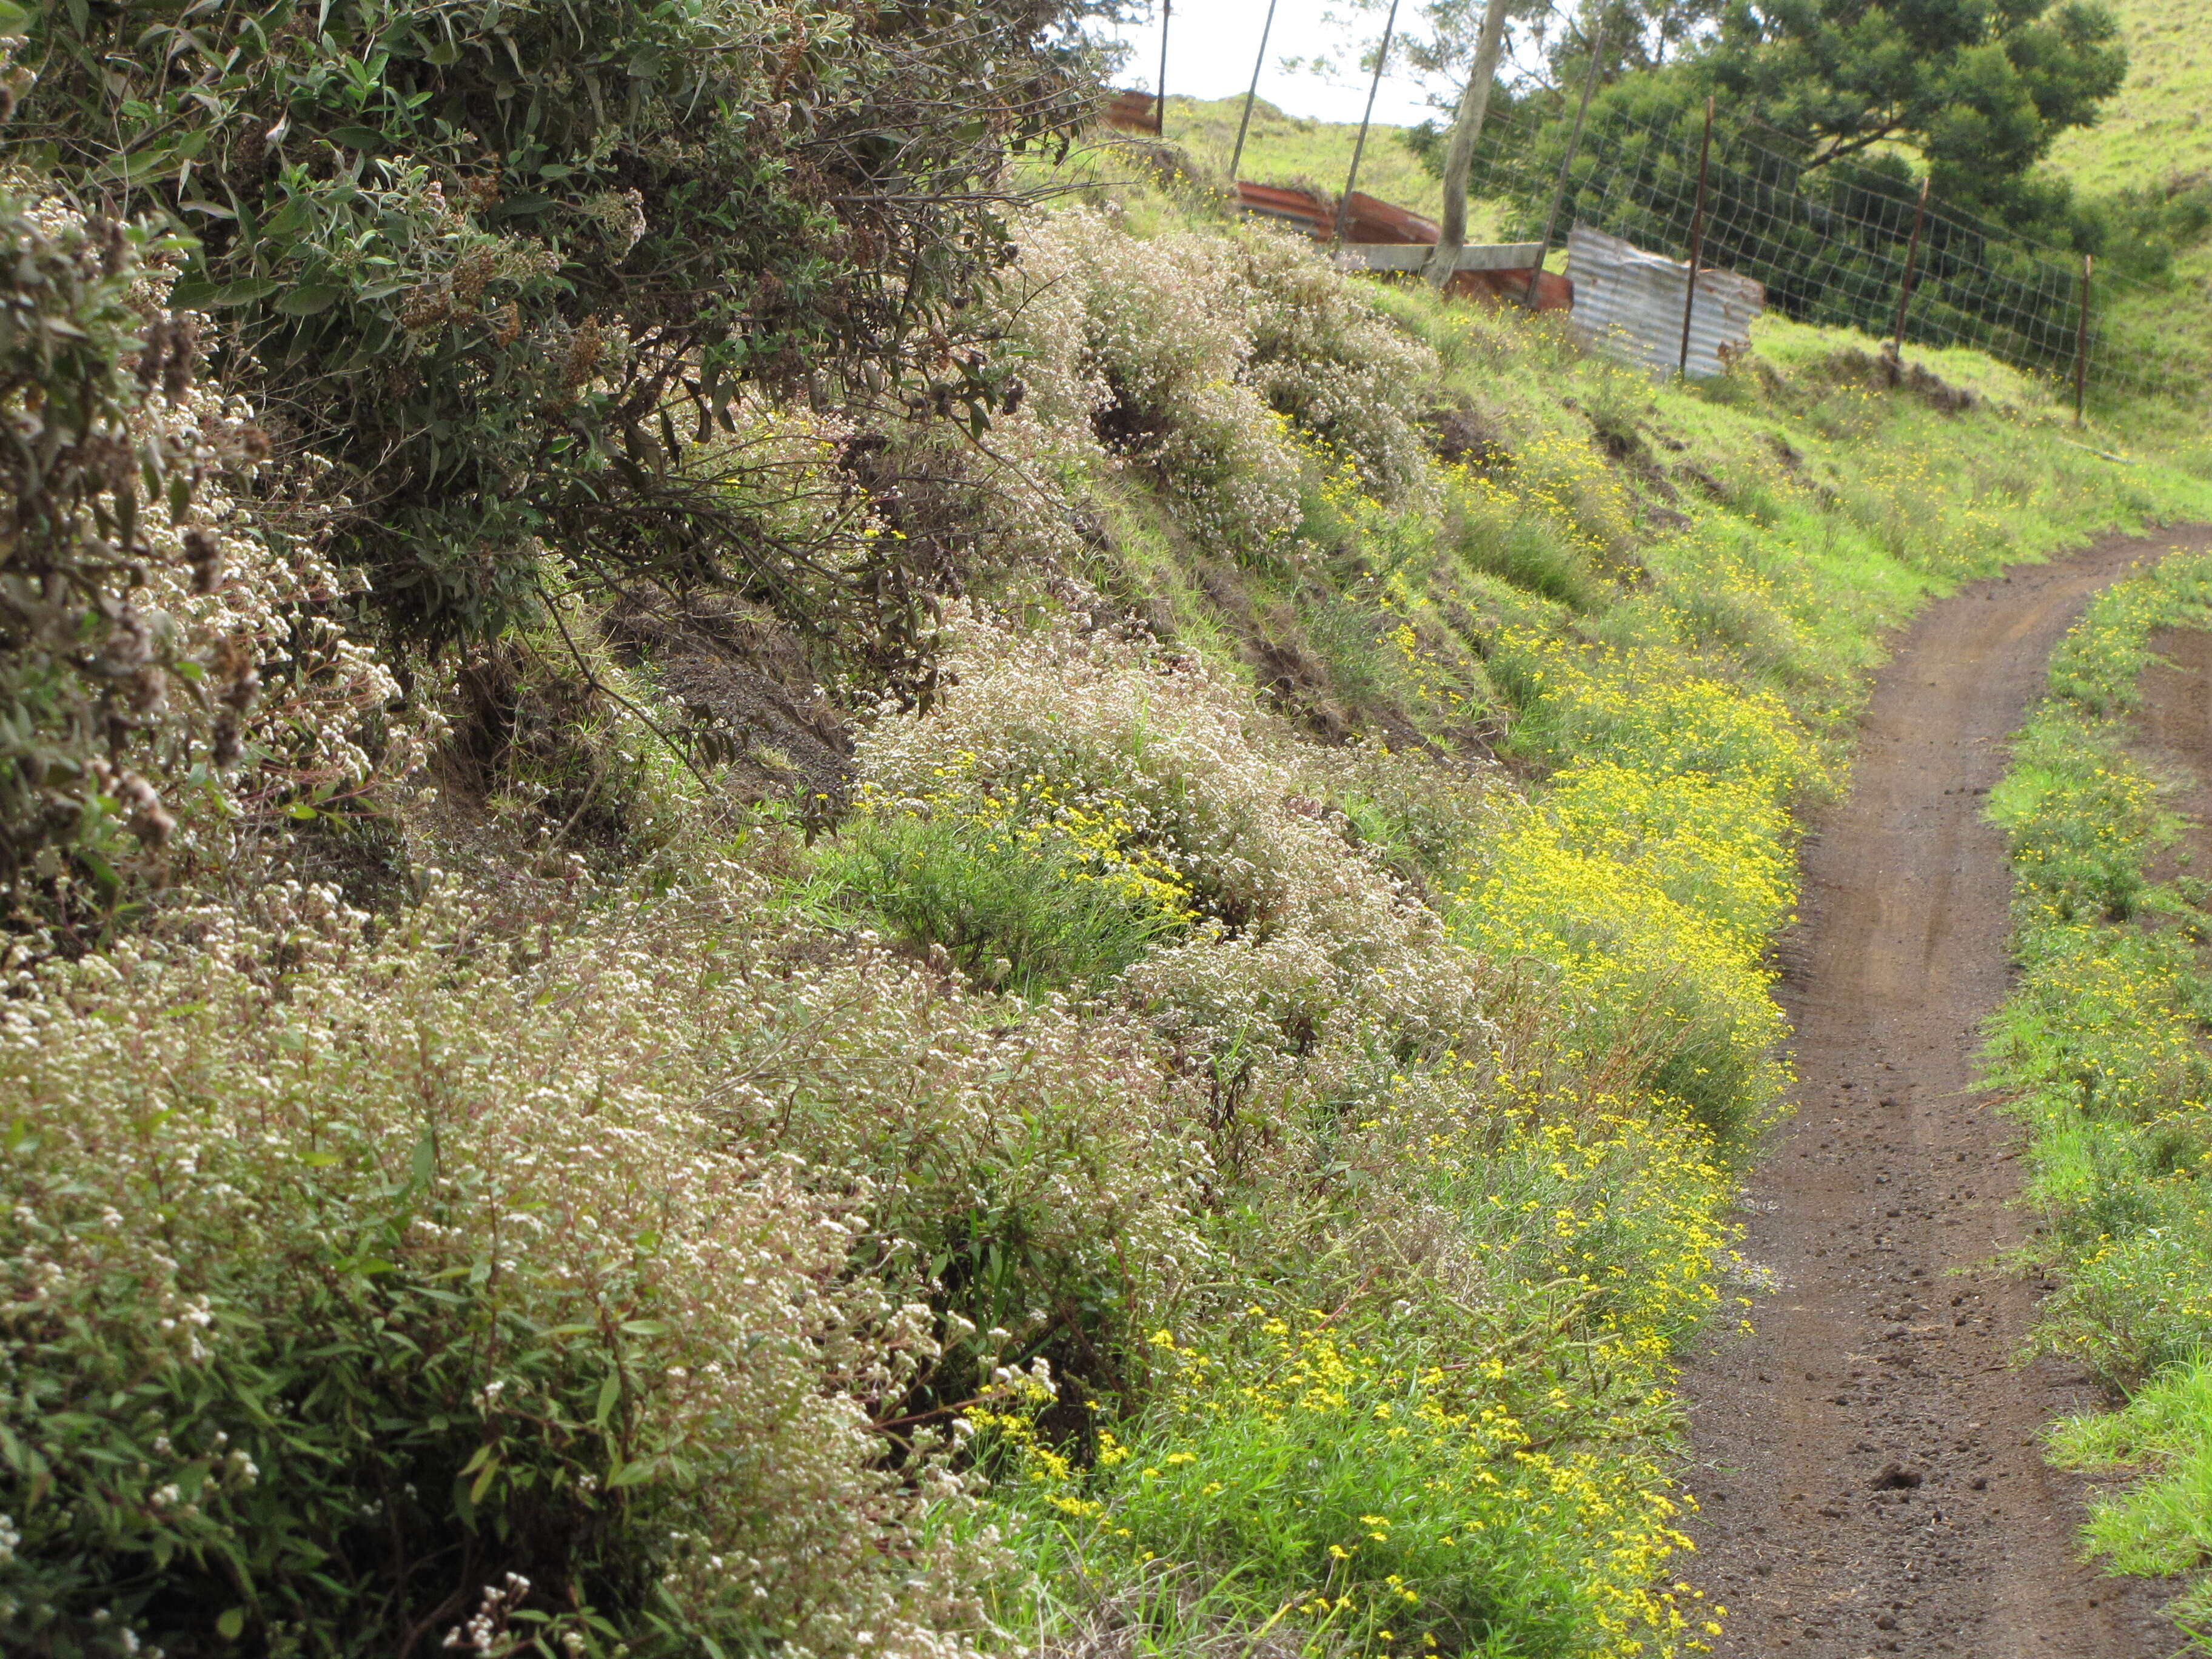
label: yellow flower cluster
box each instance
[1450,635,1814,1137]
[854,760,1200,925]
[979,1306,1719,1657]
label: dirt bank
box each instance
[1683,524,2212,1658]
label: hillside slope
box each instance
[1155,94,1447,221]
[8,128,2212,1659]
[2045,0,2212,196]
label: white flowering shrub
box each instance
[1232,230,1439,501]
[0,175,434,906]
[848,611,1504,1177]
[992,212,1305,555]
[0,850,1222,1655]
[982,211,1439,569]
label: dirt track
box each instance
[1684,524,2212,1658]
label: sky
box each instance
[1096,2,1452,128]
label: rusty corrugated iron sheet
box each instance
[1450,266,1574,312]
[1565,223,1763,379]
[1102,89,1158,133]
[1236,184,1572,312]
[1233,182,1440,245]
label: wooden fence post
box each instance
[1677,95,1714,377]
[1523,20,1607,310]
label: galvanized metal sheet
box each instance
[1566,223,1764,380]
[1342,242,1546,273]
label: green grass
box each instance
[1158,95,1444,220]
[1985,552,2212,1646]
[2054,1359,2212,1637]
[808,809,1194,996]
[2039,0,2212,424]
[1154,94,1525,243]
[2045,0,2212,198]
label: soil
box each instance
[1682,523,2212,1659]
[2132,623,2212,882]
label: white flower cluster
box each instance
[10,185,439,887]
[980,209,1441,561]
[2,858,1131,1655]
[855,606,1506,1173]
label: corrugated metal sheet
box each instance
[1566,223,1764,380]
[1233,183,1441,245]
[1230,184,1572,312]
[1450,266,1574,312]
[1101,89,1158,133]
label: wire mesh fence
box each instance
[1430,88,2204,408]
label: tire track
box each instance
[1683,525,2212,1659]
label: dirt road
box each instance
[1684,525,2212,1658]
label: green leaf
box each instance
[468,1453,501,1504]
[605,1456,654,1489]
[258,199,315,243]
[324,126,387,151]
[410,1130,437,1187]
[210,278,281,307]
[426,39,461,67]
[593,1373,621,1429]
[216,1608,246,1641]
[275,285,343,317]
[80,849,120,905]
[0,2,30,29]
[299,1151,340,1168]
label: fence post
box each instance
[1677,95,1715,377]
[2075,252,2093,426]
[1155,0,1170,136]
[1333,0,1402,244]
[1522,20,1607,310]
[1228,0,1281,184]
[1888,176,1931,378]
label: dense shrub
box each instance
[12,0,1108,649]
[992,212,1438,558]
[0,868,1218,1657]
[0,171,429,905]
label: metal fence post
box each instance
[1333,0,1401,245]
[1888,176,1931,375]
[1523,20,1607,310]
[1229,0,1281,184]
[1156,0,1170,136]
[1677,95,1714,377]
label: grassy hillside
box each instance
[2031,0,2212,416]
[9,65,2212,1655]
[1156,93,1449,223]
[2045,0,2212,196]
